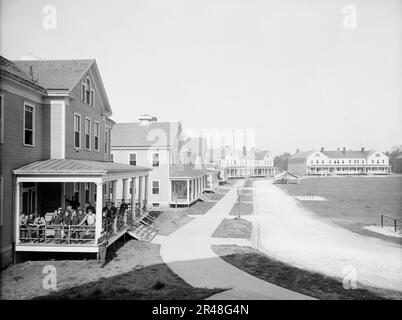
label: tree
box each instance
[385,145,402,171]
[274,152,292,172]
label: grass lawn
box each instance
[1,240,223,300]
[212,218,252,238]
[202,192,225,201]
[153,200,221,236]
[213,245,402,300]
[277,176,402,244]
[230,202,254,216]
[236,195,254,202]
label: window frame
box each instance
[152,153,160,167]
[23,102,35,147]
[74,113,82,149]
[84,117,92,151]
[94,121,100,152]
[85,77,91,104]
[129,153,137,166]
[152,180,160,195]
[104,129,109,154]
[90,89,95,107]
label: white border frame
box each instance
[23,101,35,147]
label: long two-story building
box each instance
[217,147,277,179]
[111,115,220,208]
[0,57,150,268]
[288,147,391,176]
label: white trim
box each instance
[0,77,44,103]
[111,146,171,150]
[15,244,99,253]
[74,112,82,149]
[0,94,4,144]
[23,101,35,147]
[84,116,92,151]
[104,129,109,154]
[151,179,160,195]
[16,176,103,184]
[128,152,137,166]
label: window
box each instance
[94,122,100,151]
[23,103,35,146]
[104,130,109,154]
[152,153,160,167]
[152,181,160,194]
[0,176,3,225]
[85,118,91,150]
[90,90,95,107]
[74,182,80,203]
[129,153,137,166]
[0,95,3,143]
[81,84,86,101]
[85,78,91,104]
[74,114,81,148]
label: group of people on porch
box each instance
[19,196,134,243]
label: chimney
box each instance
[320,147,324,152]
[243,146,247,157]
[361,147,365,153]
[343,147,346,154]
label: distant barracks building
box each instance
[288,147,391,176]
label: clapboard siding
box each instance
[65,69,111,162]
[0,88,48,267]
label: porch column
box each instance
[144,175,149,203]
[95,182,103,243]
[186,180,190,203]
[131,177,136,220]
[122,178,129,201]
[15,181,21,244]
[111,180,117,204]
[138,176,143,216]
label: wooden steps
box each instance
[127,213,158,242]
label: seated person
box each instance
[70,209,81,240]
[19,213,28,242]
[84,202,96,214]
[79,208,96,239]
[52,209,64,243]
[33,214,46,241]
[26,213,35,241]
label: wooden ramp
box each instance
[127,213,158,242]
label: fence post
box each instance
[381,214,383,228]
[394,219,397,233]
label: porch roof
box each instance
[14,159,151,176]
[170,168,208,179]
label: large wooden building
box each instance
[111,115,219,209]
[288,147,391,176]
[0,57,150,268]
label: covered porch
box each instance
[170,168,208,207]
[13,159,151,258]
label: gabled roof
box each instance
[14,159,151,176]
[0,56,46,93]
[170,167,208,179]
[12,59,94,90]
[290,150,315,160]
[322,150,369,159]
[255,150,271,160]
[111,122,181,148]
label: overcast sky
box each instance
[1,0,401,155]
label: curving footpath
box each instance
[156,180,313,300]
[252,179,402,293]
